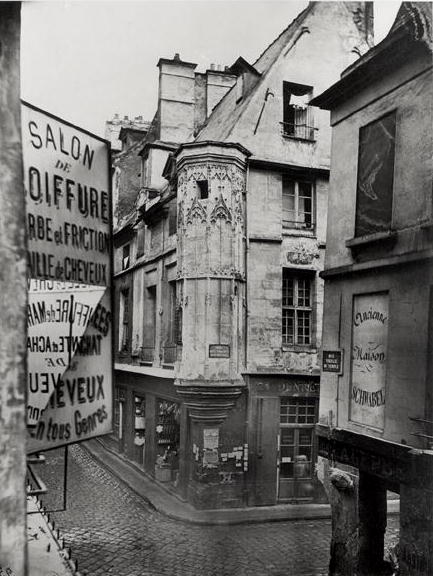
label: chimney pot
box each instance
[124,115,128,120]
[210,63,215,70]
[174,53,180,61]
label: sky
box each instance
[21,0,401,138]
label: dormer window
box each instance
[197,180,209,200]
[236,74,244,103]
[282,81,316,141]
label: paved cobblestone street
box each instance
[36,445,398,576]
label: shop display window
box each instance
[133,395,146,467]
[155,399,180,486]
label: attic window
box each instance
[197,180,209,200]
[282,81,315,141]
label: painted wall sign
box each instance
[21,102,111,286]
[350,293,388,429]
[209,344,230,358]
[255,380,319,395]
[322,350,344,374]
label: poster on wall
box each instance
[350,292,389,429]
[22,102,113,453]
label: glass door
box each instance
[278,397,317,501]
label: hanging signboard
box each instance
[350,292,388,430]
[22,102,113,453]
[26,280,106,426]
[21,101,110,286]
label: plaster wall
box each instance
[206,71,236,117]
[226,2,372,167]
[147,147,171,190]
[246,167,327,373]
[319,262,432,447]
[325,59,433,270]
[159,61,196,143]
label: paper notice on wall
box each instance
[203,428,219,450]
[350,292,388,430]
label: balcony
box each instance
[139,346,155,365]
[162,345,177,367]
[281,105,317,142]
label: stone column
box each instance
[326,466,359,576]
[357,471,387,576]
[0,3,28,575]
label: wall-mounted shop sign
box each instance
[350,293,388,430]
[209,344,230,358]
[322,350,344,374]
[22,103,113,453]
[21,102,111,286]
[255,379,319,395]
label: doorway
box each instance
[278,397,317,501]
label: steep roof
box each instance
[196,3,312,142]
[311,2,432,110]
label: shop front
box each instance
[109,370,187,498]
[246,375,326,506]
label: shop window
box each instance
[118,289,130,352]
[282,176,314,229]
[355,111,396,237]
[113,387,125,444]
[122,244,130,270]
[133,395,146,467]
[155,400,180,488]
[196,180,209,200]
[282,81,315,141]
[282,270,313,346]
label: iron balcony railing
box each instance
[163,345,177,365]
[140,346,155,364]
[281,105,317,141]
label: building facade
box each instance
[108,2,374,510]
[312,3,432,575]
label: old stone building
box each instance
[107,2,374,510]
[312,3,432,575]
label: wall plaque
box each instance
[322,350,343,374]
[209,344,230,358]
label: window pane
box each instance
[297,278,311,307]
[281,429,295,444]
[283,276,294,306]
[297,310,311,344]
[298,182,312,227]
[282,179,296,226]
[282,309,294,345]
